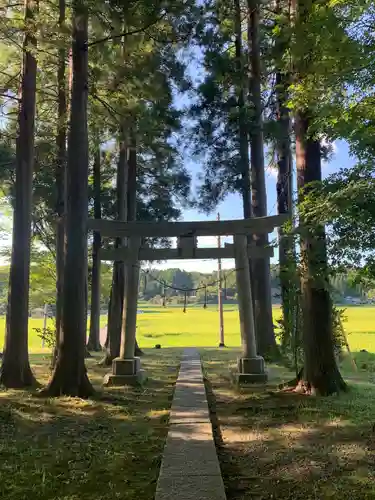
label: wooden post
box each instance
[217,213,225,347]
[234,234,267,383]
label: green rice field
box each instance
[1,304,375,353]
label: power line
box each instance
[139,264,237,294]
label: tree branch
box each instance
[87,10,167,47]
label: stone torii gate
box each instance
[88,214,286,385]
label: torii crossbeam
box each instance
[88,214,287,386]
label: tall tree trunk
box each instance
[293,0,345,395]
[234,0,251,220]
[84,275,90,357]
[100,131,128,365]
[44,0,94,397]
[54,0,67,363]
[0,0,38,388]
[87,144,102,351]
[247,0,277,357]
[295,113,346,395]
[234,0,259,352]
[275,0,295,351]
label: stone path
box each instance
[155,348,226,500]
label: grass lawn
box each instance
[0,349,182,500]
[2,304,375,354]
[2,349,375,500]
[1,305,375,499]
[201,348,375,500]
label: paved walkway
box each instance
[155,348,226,500]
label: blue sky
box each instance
[0,140,357,271]
[154,50,358,273]
[0,43,358,273]
[151,139,357,273]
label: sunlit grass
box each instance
[0,350,181,500]
[1,304,375,353]
[1,302,375,500]
[201,348,375,500]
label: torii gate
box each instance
[88,214,287,385]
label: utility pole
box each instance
[42,303,48,348]
[217,213,225,347]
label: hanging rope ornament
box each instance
[203,285,207,309]
[183,291,187,313]
[162,281,166,307]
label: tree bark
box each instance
[100,130,128,365]
[135,338,143,356]
[234,0,259,352]
[0,0,38,388]
[234,0,251,221]
[43,0,94,397]
[275,0,295,351]
[247,0,277,357]
[87,145,102,351]
[100,263,124,364]
[295,112,346,395]
[291,0,346,396]
[54,0,67,364]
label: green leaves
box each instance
[299,161,375,278]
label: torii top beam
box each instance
[87,214,288,239]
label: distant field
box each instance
[1,304,375,353]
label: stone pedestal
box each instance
[235,355,268,384]
[113,357,140,375]
[103,357,147,386]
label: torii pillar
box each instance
[103,235,146,386]
[234,234,267,383]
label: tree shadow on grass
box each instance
[140,310,170,314]
[201,348,375,500]
[141,332,183,339]
[0,349,183,500]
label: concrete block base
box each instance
[238,355,265,373]
[103,369,147,387]
[234,355,268,384]
[112,357,141,376]
[235,372,268,384]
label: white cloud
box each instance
[197,235,232,247]
[152,258,235,273]
[167,235,232,249]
